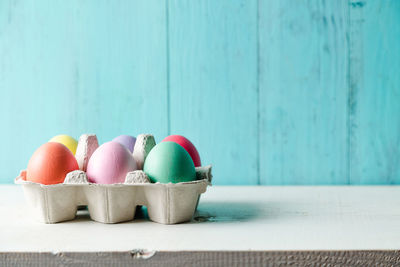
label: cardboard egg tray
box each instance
[15,134,212,225]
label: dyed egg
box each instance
[162,135,201,167]
[144,142,196,183]
[26,142,79,185]
[49,135,78,155]
[112,135,136,153]
[87,141,137,184]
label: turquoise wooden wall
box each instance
[0,0,399,185]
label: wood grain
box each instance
[349,0,400,184]
[3,185,400,251]
[259,0,349,184]
[69,1,169,144]
[168,0,259,184]
[0,1,400,185]
[0,0,168,183]
[1,251,399,267]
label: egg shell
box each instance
[161,135,201,167]
[26,142,79,185]
[112,135,136,153]
[49,135,78,155]
[144,142,196,183]
[87,141,137,184]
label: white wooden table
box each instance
[1,185,400,266]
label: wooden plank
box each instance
[1,0,399,186]
[1,251,400,267]
[259,0,349,184]
[0,0,168,184]
[3,185,400,251]
[349,0,400,184]
[168,0,259,185]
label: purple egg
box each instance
[112,135,136,153]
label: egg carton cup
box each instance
[15,133,212,225]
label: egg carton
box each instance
[15,134,212,225]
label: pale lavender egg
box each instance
[87,141,137,184]
[112,135,136,153]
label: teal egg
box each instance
[144,142,196,183]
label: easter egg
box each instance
[144,142,196,183]
[87,141,137,184]
[112,135,136,153]
[49,135,78,155]
[26,142,79,185]
[162,135,201,167]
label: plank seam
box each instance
[256,0,261,185]
[347,0,351,185]
[165,0,171,135]
[347,0,363,184]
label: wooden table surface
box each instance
[1,185,400,266]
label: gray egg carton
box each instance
[15,134,212,225]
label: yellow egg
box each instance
[49,135,78,155]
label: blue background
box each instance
[0,0,399,185]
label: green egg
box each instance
[144,142,196,183]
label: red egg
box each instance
[161,135,201,167]
[26,142,79,185]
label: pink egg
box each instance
[87,141,137,184]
